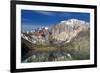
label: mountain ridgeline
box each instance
[22,19,89,45]
[21,19,90,62]
[49,19,89,45]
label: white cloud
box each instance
[37,11,54,16]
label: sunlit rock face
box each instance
[50,19,89,44]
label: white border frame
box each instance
[16,4,94,69]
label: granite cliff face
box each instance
[49,19,89,44]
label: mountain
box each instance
[21,19,90,62]
[49,19,89,44]
[21,19,90,45]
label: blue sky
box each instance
[21,10,90,32]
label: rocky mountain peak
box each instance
[50,19,90,44]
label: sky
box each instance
[21,10,90,32]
